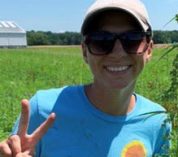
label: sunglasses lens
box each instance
[86,32,114,55]
[121,33,148,54]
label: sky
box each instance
[0,0,178,32]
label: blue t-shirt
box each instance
[12,85,171,157]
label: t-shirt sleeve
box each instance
[153,113,172,156]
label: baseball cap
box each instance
[81,0,152,35]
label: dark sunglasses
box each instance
[84,31,152,55]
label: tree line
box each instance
[27,31,82,45]
[26,30,178,45]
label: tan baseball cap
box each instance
[81,0,152,35]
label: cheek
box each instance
[87,56,103,74]
[132,56,146,73]
[86,55,97,71]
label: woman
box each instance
[0,0,171,156]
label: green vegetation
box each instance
[153,31,178,44]
[27,31,82,45]
[0,46,177,155]
[0,46,91,140]
[26,30,178,45]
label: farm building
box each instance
[0,21,27,48]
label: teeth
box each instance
[106,66,129,72]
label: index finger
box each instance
[17,99,30,137]
[31,113,56,143]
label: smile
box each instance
[105,65,130,72]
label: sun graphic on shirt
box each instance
[121,140,147,157]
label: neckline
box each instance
[78,85,140,123]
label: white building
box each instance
[0,21,27,48]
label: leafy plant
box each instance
[159,13,178,157]
[163,14,178,28]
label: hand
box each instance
[0,99,56,157]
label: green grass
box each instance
[0,46,177,155]
[0,47,92,140]
[136,47,177,103]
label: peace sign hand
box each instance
[0,99,56,157]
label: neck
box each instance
[85,83,136,116]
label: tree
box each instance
[27,31,48,45]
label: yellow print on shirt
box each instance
[121,140,147,157]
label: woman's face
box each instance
[82,11,152,90]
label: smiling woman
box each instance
[0,0,171,157]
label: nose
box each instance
[108,39,127,57]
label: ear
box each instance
[146,40,153,62]
[81,42,88,64]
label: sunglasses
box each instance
[84,31,152,55]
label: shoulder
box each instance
[35,86,68,105]
[29,85,82,117]
[30,86,67,111]
[27,85,82,133]
[136,94,166,113]
[135,94,170,132]
[135,94,171,136]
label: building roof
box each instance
[0,21,26,33]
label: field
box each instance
[0,46,177,155]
